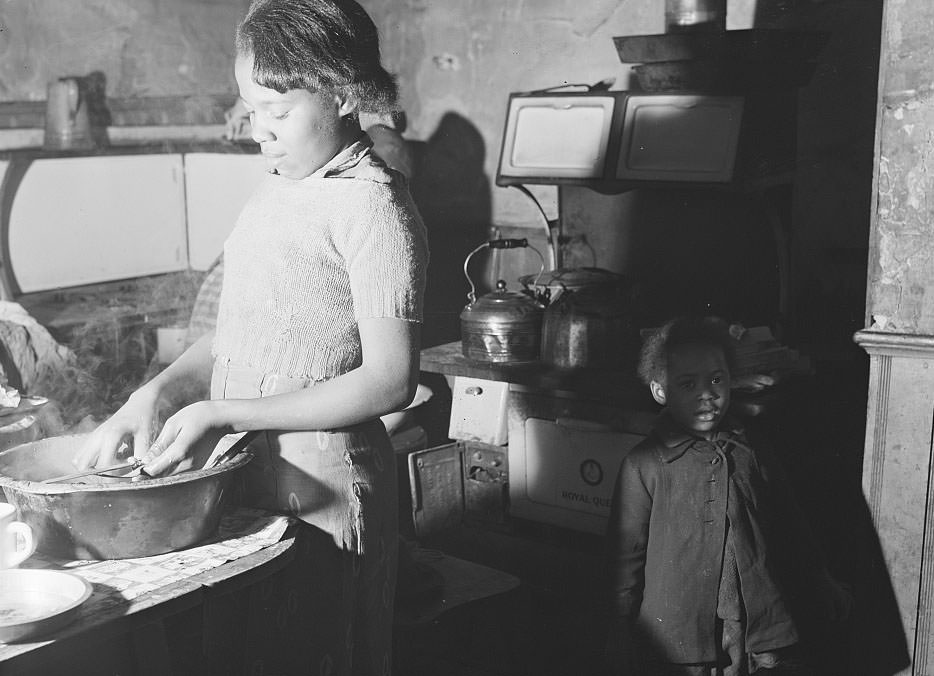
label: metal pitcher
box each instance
[44,77,94,150]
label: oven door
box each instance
[508,385,651,535]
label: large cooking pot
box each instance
[460,238,545,364]
[0,433,251,560]
[540,276,637,370]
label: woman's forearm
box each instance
[210,360,414,433]
[205,317,420,433]
[137,331,216,405]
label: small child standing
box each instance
[606,316,845,676]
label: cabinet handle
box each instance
[464,386,483,396]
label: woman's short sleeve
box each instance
[337,182,428,322]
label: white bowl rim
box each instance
[0,568,93,629]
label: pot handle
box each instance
[463,238,545,304]
[5,521,35,568]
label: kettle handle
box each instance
[488,238,529,250]
[463,238,545,304]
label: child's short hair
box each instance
[637,315,736,386]
[236,0,398,115]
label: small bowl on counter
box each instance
[0,568,92,643]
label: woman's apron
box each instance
[211,358,398,675]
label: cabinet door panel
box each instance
[9,155,187,292]
[184,153,267,271]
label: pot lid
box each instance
[519,267,622,291]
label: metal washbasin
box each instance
[0,433,252,560]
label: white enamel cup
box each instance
[0,502,35,568]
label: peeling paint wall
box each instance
[868,0,934,335]
[0,0,249,99]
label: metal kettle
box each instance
[540,274,636,370]
[44,77,94,150]
[460,239,545,364]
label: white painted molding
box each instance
[854,330,934,357]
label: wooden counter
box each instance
[419,341,654,407]
[419,340,793,420]
[0,509,296,676]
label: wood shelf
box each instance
[419,340,796,418]
[0,139,258,160]
[419,341,653,406]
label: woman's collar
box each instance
[311,134,374,178]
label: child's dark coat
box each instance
[606,411,812,665]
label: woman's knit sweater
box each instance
[213,138,428,380]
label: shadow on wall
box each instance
[84,71,112,147]
[746,366,911,676]
[408,112,491,349]
[747,2,905,673]
[616,187,782,331]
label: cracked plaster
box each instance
[870,85,934,334]
[0,0,248,100]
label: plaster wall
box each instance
[0,0,249,100]
[867,0,934,336]
[856,2,934,674]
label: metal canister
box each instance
[459,239,545,364]
[540,279,636,370]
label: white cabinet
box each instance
[183,153,268,271]
[8,155,188,292]
[2,150,268,294]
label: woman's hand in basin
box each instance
[73,386,161,470]
[137,400,225,476]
